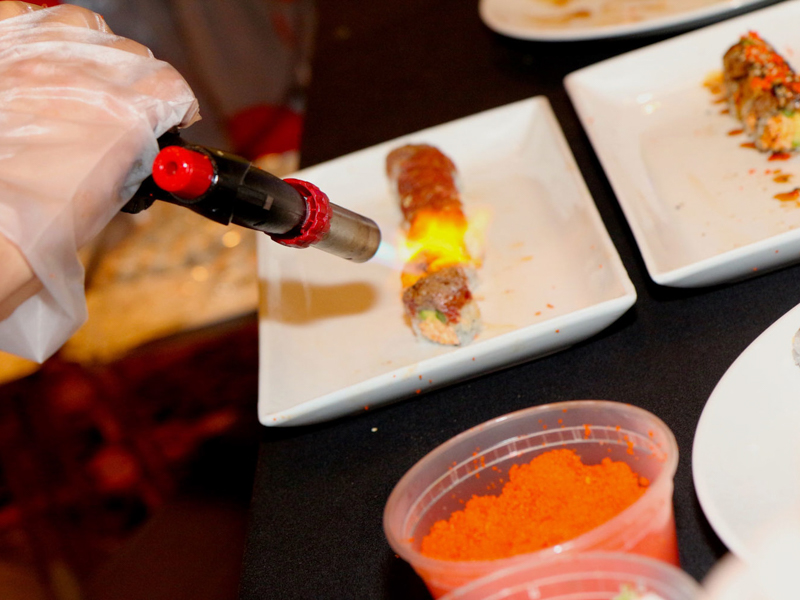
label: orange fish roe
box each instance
[420,449,647,561]
[741,31,800,94]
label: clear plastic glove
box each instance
[0,2,199,362]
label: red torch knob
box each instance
[152,146,215,200]
[270,178,332,248]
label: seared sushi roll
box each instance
[387,143,482,346]
[723,31,800,152]
[402,265,481,346]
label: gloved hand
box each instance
[0,2,199,362]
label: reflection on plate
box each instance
[257,97,636,426]
[693,302,800,560]
[479,0,773,41]
[566,0,800,287]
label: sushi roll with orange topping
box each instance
[723,31,800,152]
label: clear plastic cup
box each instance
[383,400,680,598]
[441,552,703,600]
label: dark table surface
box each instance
[239,0,798,597]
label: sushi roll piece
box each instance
[723,31,800,152]
[386,144,481,346]
[386,143,467,234]
[401,265,481,346]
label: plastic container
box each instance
[441,552,703,600]
[383,400,679,598]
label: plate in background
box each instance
[480,0,773,41]
[693,302,800,559]
[257,97,636,426]
[566,0,800,287]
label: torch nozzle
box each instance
[313,203,382,263]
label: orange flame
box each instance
[400,208,489,288]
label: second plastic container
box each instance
[383,400,680,598]
[440,552,702,600]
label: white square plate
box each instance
[257,97,636,426]
[566,0,800,287]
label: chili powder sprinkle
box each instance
[420,449,647,561]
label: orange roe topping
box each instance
[419,449,648,561]
[741,31,800,94]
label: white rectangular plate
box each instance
[566,0,800,287]
[257,97,636,426]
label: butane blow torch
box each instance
[124,130,381,263]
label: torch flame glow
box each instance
[399,207,489,288]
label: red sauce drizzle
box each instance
[774,188,800,202]
[769,152,792,161]
[740,142,757,149]
[728,129,744,136]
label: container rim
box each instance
[383,399,680,576]
[438,551,702,600]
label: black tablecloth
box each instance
[239,1,798,597]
